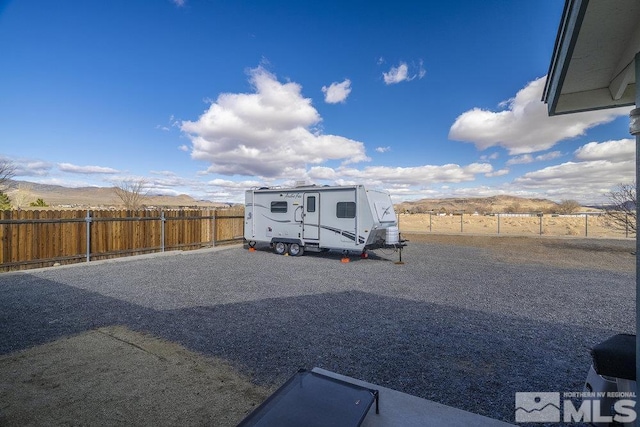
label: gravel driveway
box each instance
[0,238,635,424]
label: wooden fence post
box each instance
[85,210,91,262]
[212,209,217,247]
[161,210,165,252]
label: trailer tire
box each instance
[288,243,304,257]
[274,242,288,255]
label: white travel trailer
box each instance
[244,184,405,256]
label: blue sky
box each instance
[0,0,635,204]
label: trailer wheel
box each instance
[274,242,288,255]
[288,243,304,257]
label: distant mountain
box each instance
[395,195,600,214]
[5,180,226,208]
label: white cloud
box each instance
[150,170,180,178]
[383,63,409,84]
[574,138,635,162]
[181,66,369,178]
[501,138,635,202]
[178,144,189,152]
[506,151,562,165]
[485,168,509,177]
[172,0,186,7]
[417,59,426,79]
[448,76,631,154]
[480,152,499,161]
[513,160,634,203]
[207,178,262,189]
[536,151,563,161]
[308,166,339,180]
[322,79,352,104]
[13,160,53,177]
[375,146,391,153]
[58,163,120,174]
[382,60,425,85]
[336,162,493,186]
[502,138,636,203]
[507,154,534,165]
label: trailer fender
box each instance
[270,237,303,246]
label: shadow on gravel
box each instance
[247,244,401,263]
[149,291,616,422]
[0,278,157,355]
[0,277,624,423]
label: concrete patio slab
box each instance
[312,367,515,427]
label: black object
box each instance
[237,368,379,427]
[591,333,636,380]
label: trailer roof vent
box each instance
[295,180,308,187]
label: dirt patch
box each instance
[404,232,636,273]
[0,326,270,426]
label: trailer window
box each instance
[306,196,316,213]
[336,202,356,218]
[271,201,288,213]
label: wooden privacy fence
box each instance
[0,208,245,272]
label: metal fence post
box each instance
[539,214,543,235]
[429,211,432,232]
[85,210,91,262]
[161,210,165,252]
[585,213,588,237]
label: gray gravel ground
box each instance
[0,241,635,425]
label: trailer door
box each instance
[303,192,320,240]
